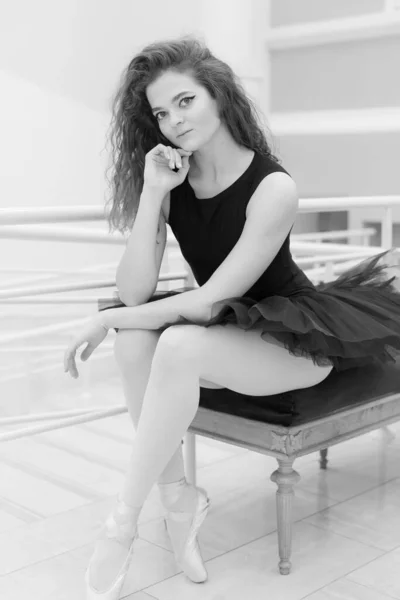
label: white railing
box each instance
[0,195,399,442]
[266,11,400,50]
[270,107,400,136]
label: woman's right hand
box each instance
[143,144,192,194]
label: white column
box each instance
[200,0,270,118]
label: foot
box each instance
[158,478,210,583]
[86,496,140,594]
[87,538,134,593]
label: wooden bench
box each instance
[182,359,400,575]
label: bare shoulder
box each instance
[161,190,171,223]
[245,172,298,219]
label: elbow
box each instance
[116,287,156,307]
[115,286,135,306]
[115,279,134,306]
[115,275,155,307]
[117,292,139,307]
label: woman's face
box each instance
[146,70,221,150]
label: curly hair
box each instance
[104,34,281,235]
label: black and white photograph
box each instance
[1,1,400,598]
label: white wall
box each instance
[0,0,203,278]
[271,0,384,27]
[268,0,400,240]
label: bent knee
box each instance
[158,324,205,351]
[113,328,162,367]
[154,325,206,366]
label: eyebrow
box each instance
[151,91,193,113]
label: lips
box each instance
[178,130,192,137]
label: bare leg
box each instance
[88,328,197,591]
[114,328,186,484]
[117,329,202,507]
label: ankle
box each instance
[104,495,141,545]
[158,477,187,503]
[158,478,197,512]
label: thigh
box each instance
[162,323,334,396]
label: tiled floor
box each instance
[1,365,400,600]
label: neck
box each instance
[189,129,253,182]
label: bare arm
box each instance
[99,287,211,331]
[115,186,168,306]
[102,174,298,332]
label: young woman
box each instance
[63,36,400,599]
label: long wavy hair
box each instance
[104,35,281,235]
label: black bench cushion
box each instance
[199,359,400,426]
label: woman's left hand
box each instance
[64,316,109,379]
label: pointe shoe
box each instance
[161,482,210,583]
[84,495,139,599]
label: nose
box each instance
[169,111,184,128]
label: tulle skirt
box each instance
[99,248,400,373]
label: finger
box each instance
[153,144,167,156]
[164,147,174,169]
[65,355,72,376]
[70,355,79,378]
[172,149,181,169]
[167,147,175,170]
[65,347,79,378]
[64,348,73,372]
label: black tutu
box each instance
[99,248,400,373]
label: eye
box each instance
[180,95,194,107]
[155,96,195,122]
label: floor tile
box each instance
[304,578,397,599]
[0,509,26,533]
[0,462,89,516]
[0,551,85,600]
[35,426,131,471]
[144,522,383,600]
[0,436,126,499]
[304,478,400,551]
[124,593,160,600]
[347,547,400,599]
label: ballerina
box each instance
[64,35,400,599]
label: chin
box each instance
[177,132,198,148]
[177,136,193,146]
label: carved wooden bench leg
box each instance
[319,448,328,469]
[270,458,300,575]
